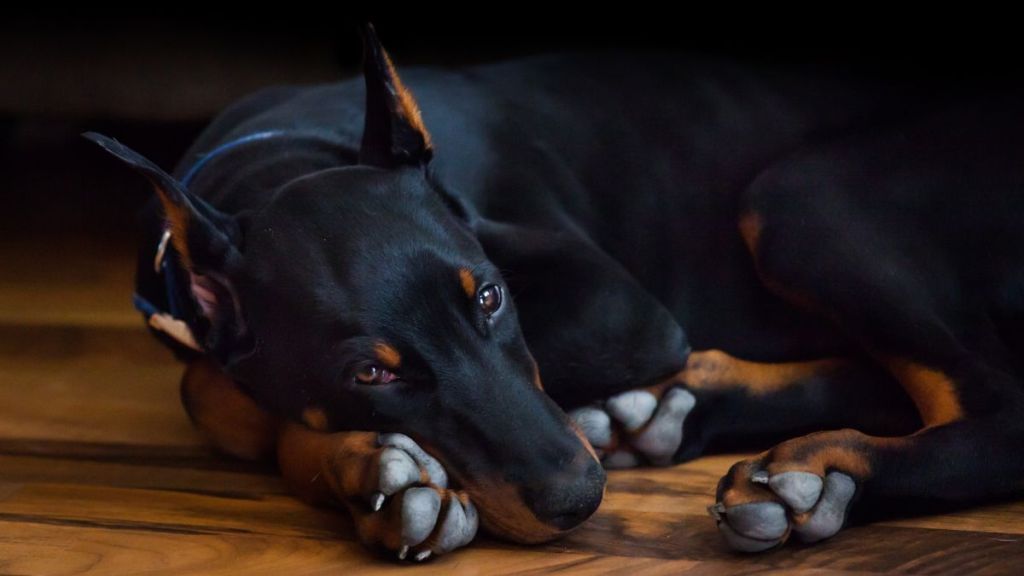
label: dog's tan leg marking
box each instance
[180,358,280,461]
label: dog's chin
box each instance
[459,478,600,544]
[481,511,591,545]
[478,504,583,544]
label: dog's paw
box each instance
[333,433,477,561]
[570,386,696,468]
[709,434,863,552]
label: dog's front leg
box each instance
[277,424,478,561]
[181,358,477,561]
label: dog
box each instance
[85,25,1024,560]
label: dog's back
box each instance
[151,53,1024,364]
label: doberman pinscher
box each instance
[85,26,1024,559]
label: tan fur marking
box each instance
[148,312,200,350]
[724,430,910,509]
[381,50,433,151]
[527,355,545,391]
[569,419,601,461]
[771,445,873,478]
[301,407,329,432]
[180,358,279,461]
[885,359,965,427]
[768,429,908,478]
[459,268,477,299]
[721,485,782,508]
[678,349,844,396]
[738,210,763,255]
[374,341,402,370]
[277,424,378,505]
[156,191,193,268]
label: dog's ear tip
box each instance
[81,131,116,149]
[360,22,383,45]
[359,22,384,61]
[81,132,156,172]
[82,131,129,157]
[358,23,432,168]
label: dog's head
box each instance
[85,25,604,543]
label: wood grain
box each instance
[2,240,1023,575]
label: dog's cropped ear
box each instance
[83,132,249,357]
[358,23,433,168]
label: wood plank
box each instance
[0,324,196,446]
[0,239,139,328]
[0,452,284,496]
[3,468,1024,575]
[0,522,707,576]
[3,435,1023,573]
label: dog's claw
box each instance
[398,545,409,560]
[370,491,386,512]
[415,550,432,562]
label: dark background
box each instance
[2,12,1019,246]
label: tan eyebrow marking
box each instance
[374,341,402,370]
[459,268,477,299]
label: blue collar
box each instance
[180,130,289,186]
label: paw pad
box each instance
[712,466,857,552]
[353,433,477,561]
[569,387,696,468]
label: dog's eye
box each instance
[478,284,503,317]
[354,364,396,385]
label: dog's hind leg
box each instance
[710,150,1024,551]
[181,358,477,561]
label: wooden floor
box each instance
[3,238,1024,575]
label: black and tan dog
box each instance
[85,26,1024,559]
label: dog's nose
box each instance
[525,455,606,531]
